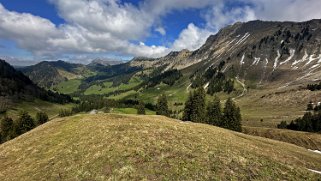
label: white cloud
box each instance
[172,23,211,51]
[0,4,62,56]
[246,0,321,22]
[155,27,166,36]
[0,2,169,59]
[50,0,153,40]
[204,3,256,32]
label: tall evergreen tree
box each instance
[156,94,169,116]
[223,98,242,132]
[0,116,14,142]
[183,87,206,123]
[137,101,146,115]
[206,96,222,126]
[190,87,206,123]
[183,92,193,121]
[15,111,35,135]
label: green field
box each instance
[5,99,74,120]
[54,79,82,94]
[84,77,142,95]
[1,114,320,180]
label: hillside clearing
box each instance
[0,114,321,180]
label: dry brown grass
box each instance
[243,126,321,150]
[237,88,321,127]
[0,113,321,180]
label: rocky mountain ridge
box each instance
[130,19,321,87]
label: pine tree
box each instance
[277,121,288,129]
[206,96,222,126]
[156,94,169,116]
[190,87,206,123]
[183,92,193,121]
[36,112,49,125]
[0,116,14,142]
[137,101,146,115]
[15,111,35,135]
[183,87,206,123]
[223,98,242,132]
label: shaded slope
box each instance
[21,60,92,88]
[0,59,71,103]
[0,114,320,180]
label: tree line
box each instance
[0,111,48,143]
[307,82,321,91]
[147,69,182,87]
[277,102,321,132]
[58,96,157,117]
[182,87,242,132]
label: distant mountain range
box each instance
[88,58,124,66]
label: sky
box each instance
[0,0,321,65]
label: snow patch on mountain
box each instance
[235,33,250,46]
[240,54,245,65]
[292,51,308,67]
[252,57,261,66]
[265,58,269,67]
[273,50,281,71]
[304,54,318,67]
[280,49,295,65]
[203,82,209,89]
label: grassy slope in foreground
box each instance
[0,114,321,180]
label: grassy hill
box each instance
[243,126,321,150]
[0,114,320,180]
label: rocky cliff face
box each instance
[131,19,321,87]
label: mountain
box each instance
[0,59,71,104]
[130,19,321,87]
[1,113,320,180]
[21,60,93,88]
[88,58,124,66]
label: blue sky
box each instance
[0,0,321,65]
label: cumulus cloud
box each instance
[50,0,153,40]
[155,27,166,36]
[246,0,321,22]
[204,3,256,32]
[172,23,211,51]
[0,4,61,56]
[0,2,169,59]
